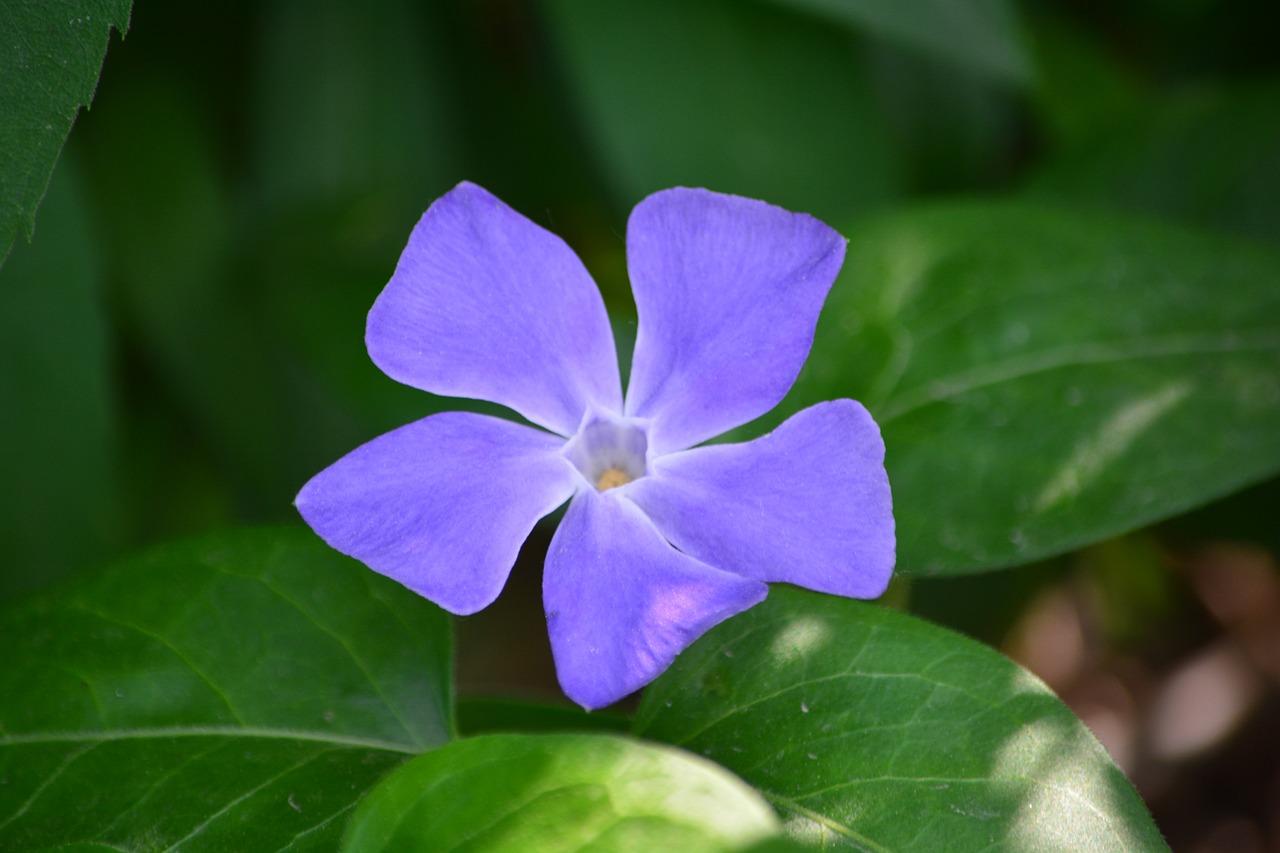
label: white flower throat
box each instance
[565,417,649,491]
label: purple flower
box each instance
[296,182,894,709]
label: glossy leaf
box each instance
[342,733,780,852]
[540,0,899,222]
[636,587,1168,852]
[766,0,1031,87]
[0,528,452,851]
[0,0,131,266]
[770,203,1280,575]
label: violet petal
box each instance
[623,187,845,453]
[545,490,767,709]
[367,182,622,436]
[296,411,576,615]
[628,400,895,599]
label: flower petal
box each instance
[545,490,767,710]
[623,188,846,453]
[296,412,577,615]
[628,400,894,599]
[367,182,622,436]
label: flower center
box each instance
[565,416,648,492]
[595,467,633,491]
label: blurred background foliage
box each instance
[3,0,1280,848]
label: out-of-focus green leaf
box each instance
[0,159,116,599]
[0,528,452,851]
[637,587,1168,852]
[342,733,780,852]
[78,75,298,512]
[1023,10,1146,148]
[540,0,900,221]
[1025,82,1280,245]
[249,0,460,214]
[770,203,1280,575]
[0,0,131,266]
[865,41,1023,193]
[765,0,1031,87]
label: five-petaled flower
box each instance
[296,182,895,709]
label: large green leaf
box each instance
[769,203,1280,575]
[342,733,780,852]
[636,588,1168,852]
[765,0,1031,87]
[0,528,452,851]
[540,0,900,222]
[0,0,131,266]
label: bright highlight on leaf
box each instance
[341,733,781,852]
[296,182,896,709]
[636,587,1171,852]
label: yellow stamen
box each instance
[595,467,633,491]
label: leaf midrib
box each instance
[0,725,421,754]
[878,329,1280,423]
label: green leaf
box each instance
[342,733,780,852]
[1025,82,1280,246]
[864,41,1023,194]
[0,527,452,851]
[0,0,131,267]
[249,0,461,212]
[0,157,116,600]
[540,0,900,222]
[78,75,299,512]
[765,0,1031,87]
[636,588,1168,852]
[773,203,1280,575]
[456,697,631,737]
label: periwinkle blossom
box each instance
[296,182,894,709]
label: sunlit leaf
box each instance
[768,203,1280,575]
[342,733,780,852]
[0,0,131,266]
[637,588,1168,852]
[0,528,452,851]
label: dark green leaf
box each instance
[0,158,116,600]
[765,0,1031,87]
[1025,82,1280,246]
[456,697,631,737]
[78,76,298,512]
[0,528,452,851]
[540,0,900,221]
[864,40,1023,194]
[249,0,461,212]
[772,203,1280,575]
[342,733,780,852]
[636,587,1168,852]
[0,0,131,266]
